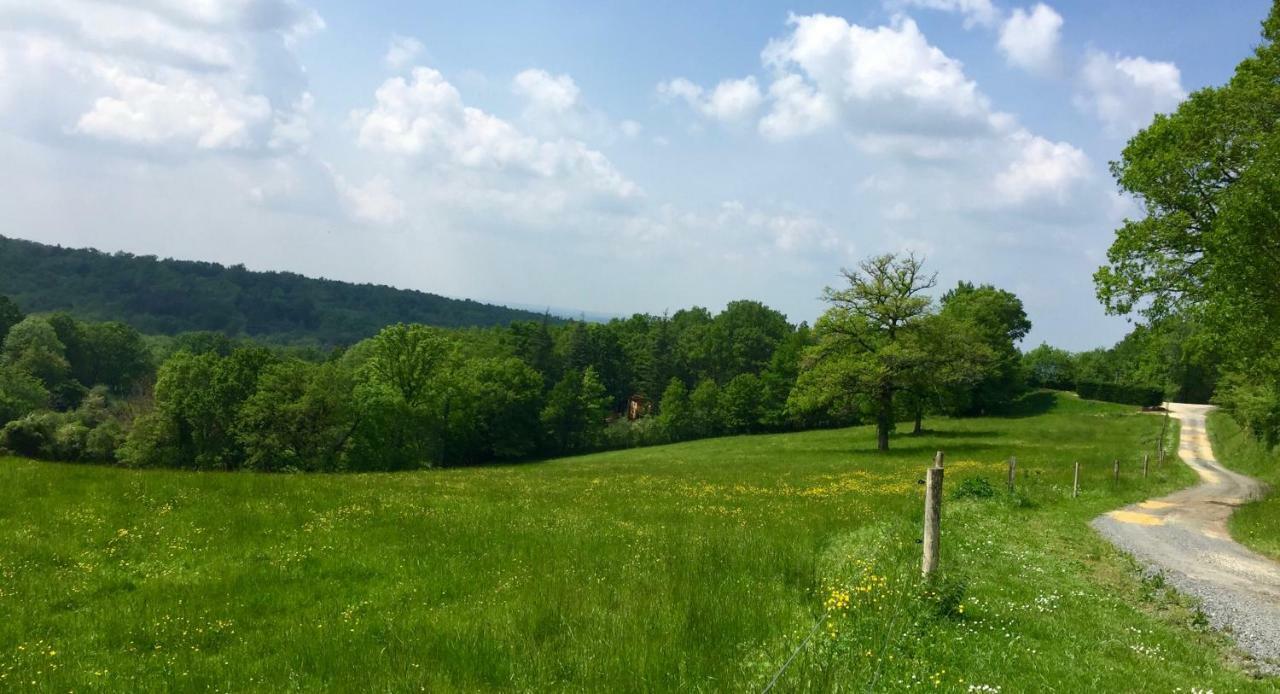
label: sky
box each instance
[0,0,1271,349]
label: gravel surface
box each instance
[1092,403,1280,675]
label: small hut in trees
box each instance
[626,395,651,421]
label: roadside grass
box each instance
[1207,410,1280,562]
[0,391,1262,691]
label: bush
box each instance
[951,476,995,500]
[1076,380,1163,407]
[1,413,58,457]
[598,417,665,450]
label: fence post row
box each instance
[1007,455,1017,493]
[922,450,944,578]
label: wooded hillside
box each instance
[0,235,550,345]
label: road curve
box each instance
[1092,402,1280,674]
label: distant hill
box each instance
[0,235,554,345]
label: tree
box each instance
[2,316,70,390]
[540,367,610,453]
[437,356,543,463]
[688,379,723,439]
[122,347,275,469]
[236,359,357,472]
[896,314,994,433]
[707,301,792,383]
[1093,4,1280,435]
[0,295,22,346]
[656,378,692,441]
[719,373,763,434]
[348,325,454,470]
[508,317,557,388]
[0,363,47,425]
[939,282,1031,414]
[1022,344,1076,390]
[792,254,938,451]
[77,322,152,393]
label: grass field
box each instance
[0,392,1266,691]
[1208,410,1280,563]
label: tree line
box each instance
[0,234,553,346]
[1092,2,1280,444]
[0,260,1042,469]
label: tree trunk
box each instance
[913,407,923,435]
[876,385,893,451]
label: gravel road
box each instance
[1092,402,1280,675]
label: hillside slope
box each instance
[0,235,550,344]
[0,393,1262,690]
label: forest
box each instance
[0,251,1195,472]
[0,235,551,345]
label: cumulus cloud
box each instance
[657,76,764,123]
[512,69,581,113]
[993,130,1090,204]
[758,74,835,139]
[998,4,1063,74]
[384,35,425,69]
[511,68,638,144]
[761,15,998,139]
[354,66,639,199]
[0,0,321,152]
[754,13,1091,212]
[1076,49,1187,136]
[890,0,999,28]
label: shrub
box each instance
[1,413,58,457]
[951,476,995,500]
[1076,381,1163,407]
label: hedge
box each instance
[1075,381,1164,407]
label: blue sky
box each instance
[0,0,1271,348]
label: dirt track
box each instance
[1092,403,1280,674]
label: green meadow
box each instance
[0,393,1266,691]
[1209,411,1280,563]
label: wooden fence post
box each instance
[1143,453,1149,478]
[1073,462,1080,498]
[922,451,944,578]
[1113,459,1120,483]
[1007,456,1017,493]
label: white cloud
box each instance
[758,74,835,139]
[891,0,999,28]
[354,66,639,199]
[384,35,425,70]
[512,68,638,145]
[761,15,998,140]
[512,68,580,113]
[998,4,1063,74]
[75,66,272,149]
[0,0,320,152]
[754,13,1091,213]
[657,76,764,123]
[993,130,1090,204]
[1076,49,1186,136]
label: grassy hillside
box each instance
[0,393,1262,691]
[1207,410,1280,561]
[0,235,551,345]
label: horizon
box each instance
[0,0,1271,350]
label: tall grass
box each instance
[0,392,1261,691]
[1207,409,1280,561]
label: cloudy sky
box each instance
[0,0,1270,349]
